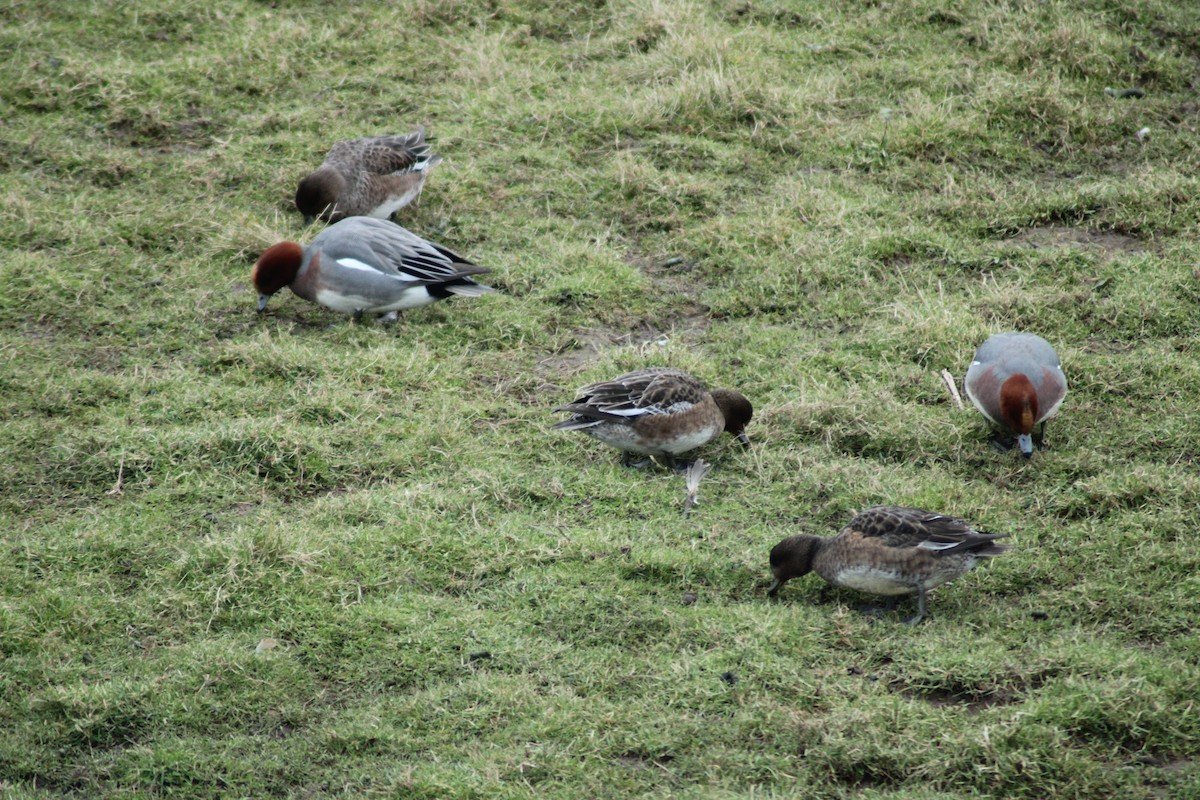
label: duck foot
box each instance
[988,435,1017,453]
[620,453,652,469]
[856,597,898,618]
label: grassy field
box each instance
[3,0,1200,797]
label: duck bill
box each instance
[257,293,271,312]
[766,578,783,597]
[1017,433,1034,458]
[302,214,315,226]
[735,431,751,448]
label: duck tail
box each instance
[444,281,494,297]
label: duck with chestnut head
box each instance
[963,332,1068,457]
[252,217,493,323]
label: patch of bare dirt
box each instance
[538,248,712,377]
[538,317,708,376]
[615,751,674,769]
[625,250,707,302]
[1081,337,1138,354]
[1007,226,1147,259]
[890,681,1018,713]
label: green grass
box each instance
[3,0,1200,797]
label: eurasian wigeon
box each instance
[295,129,442,224]
[767,506,1010,624]
[553,368,752,470]
[963,332,1068,457]
[252,216,494,322]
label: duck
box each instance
[767,506,1009,624]
[553,368,752,470]
[252,216,494,322]
[295,129,442,224]
[963,332,1067,457]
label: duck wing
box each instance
[846,506,1009,556]
[554,368,705,423]
[325,130,435,176]
[319,217,490,286]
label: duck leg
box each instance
[988,433,1016,453]
[857,597,898,618]
[656,453,679,472]
[902,586,928,625]
[620,452,652,470]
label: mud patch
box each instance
[1135,754,1195,772]
[625,250,707,302]
[1081,337,1138,354]
[615,751,674,769]
[538,249,711,375]
[538,320,703,376]
[1006,226,1146,259]
[890,681,1019,713]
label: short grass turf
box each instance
[3,0,1200,797]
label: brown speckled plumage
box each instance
[767,506,1009,623]
[295,129,441,223]
[553,368,752,469]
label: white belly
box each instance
[313,289,374,314]
[373,286,435,311]
[315,287,435,314]
[830,566,915,596]
[367,183,425,219]
[589,421,720,455]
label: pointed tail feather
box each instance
[552,405,632,424]
[552,417,603,431]
[445,282,495,297]
[918,530,1010,557]
[415,153,443,172]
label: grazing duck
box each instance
[963,332,1068,457]
[553,368,752,470]
[252,216,494,322]
[767,506,1009,624]
[295,129,442,224]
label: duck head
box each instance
[251,241,304,311]
[295,168,345,225]
[766,535,820,597]
[998,374,1038,458]
[712,389,753,447]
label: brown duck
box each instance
[553,368,752,470]
[295,129,442,224]
[767,506,1009,623]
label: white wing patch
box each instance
[603,406,653,418]
[336,257,424,284]
[916,539,962,552]
[336,257,382,274]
